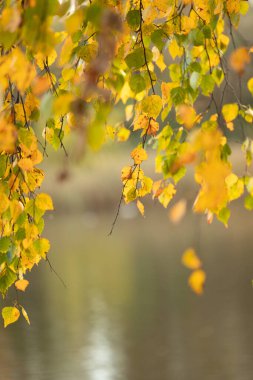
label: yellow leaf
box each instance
[59,36,76,66]
[35,50,57,70]
[168,39,184,59]
[182,248,202,270]
[53,93,74,117]
[194,158,231,213]
[138,176,153,197]
[140,95,163,119]
[247,78,253,95]
[226,121,234,131]
[158,183,176,208]
[21,307,30,325]
[10,200,23,222]
[152,180,163,199]
[35,193,54,211]
[121,166,132,181]
[2,306,20,328]
[15,279,29,292]
[62,67,75,82]
[222,103,239,122]
[137,199,145,216]
[131,147,148,165]
[0,193,9,214]
[133,114,149,132]
[18,158,34,172]
[1,6,21,32]
[117,127,130,142]
[188,269,206,295]
[65,9,84,35]
[169,199,187,224]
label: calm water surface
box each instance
[1,206,253,380]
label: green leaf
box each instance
[217,207,231,226]
[171,87,186,105]
[151,30,165,51]
[190,72,201,91]
[0,155,7,178]
[244,194,253,210]
[202,25,211,39]
[126,10,140,29]
[190,29,204,46]
[125,47,152,69]
[129,74,146,93]
[0,267,16,295]
[0,237,11,253]
[201,75,215,95]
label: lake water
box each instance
[1,203,253,380]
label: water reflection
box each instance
[81,296,125,380]
[1,206,253,380]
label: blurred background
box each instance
[1,5,253,380]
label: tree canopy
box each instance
[0,0,252,326]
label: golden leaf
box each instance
[182,248,202,270]
[158,183,176,208]
[188,269,206,295]
[2,307,20,328]
[35,193,54,211]
[15,279,29,292]
[21,307,30,325]
[176,105,198,130]
[136,199,145,216]
[18,158,34,172]
[169,199,187,224]
[131,147,148,165]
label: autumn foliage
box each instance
[0,0,252,326]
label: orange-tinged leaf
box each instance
[32,76,51,96]
[152,180,163,199]
[18,158,34,172]
[137,199,145,216]
[229,47,250,74]
[169,199,187,224]
[131,147,148,165]
[15,279,29,292]
[0,119,17,153]
[176,105,198,130]
[2,307,20,327]
[188,269,206,295]
[182,248,202,269]
[133,114,149,132]
[121,166,132,181]
[147,119,159,136]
